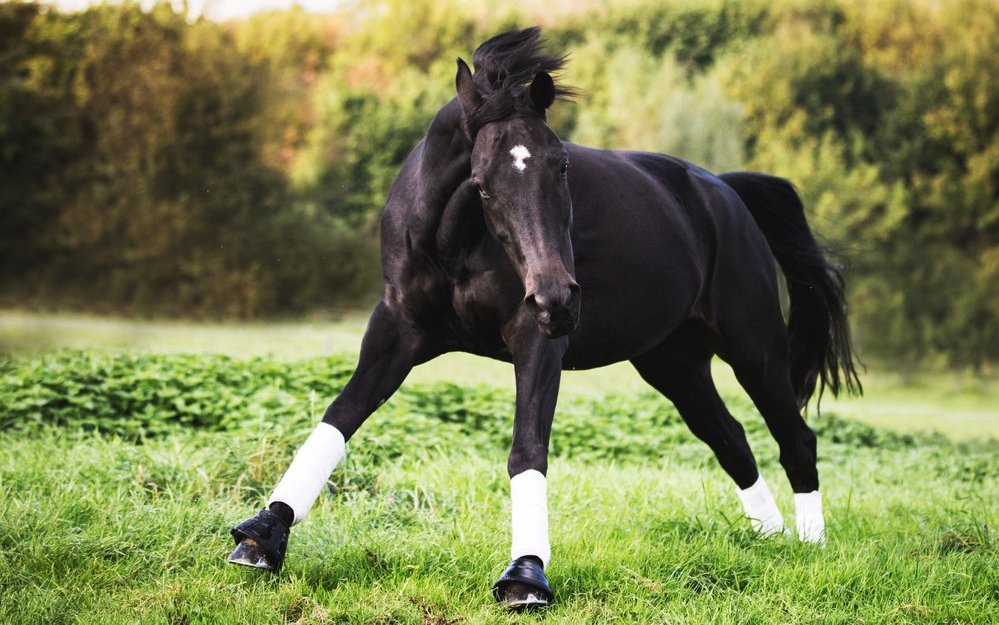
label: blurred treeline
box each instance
[1,0,996,370]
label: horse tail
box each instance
[720,172,862,409]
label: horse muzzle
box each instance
[524,280,580,338]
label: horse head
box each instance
[454,28,580,338]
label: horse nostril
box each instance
[566,281,581,305]
[526,283,578,312]
[524,292,551,311]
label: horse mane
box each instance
[464,27,575,136]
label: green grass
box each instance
[1,349,997,623]
[2,427,996,624]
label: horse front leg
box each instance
[492,323,567,610]
[228,301,430,571]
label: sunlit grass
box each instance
[1,428,995,624]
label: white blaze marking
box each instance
[510,144,531,172]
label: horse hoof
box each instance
[492,556,553,610]
[228,538,279,570]
[227,508,289,572]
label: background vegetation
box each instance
[2,0,998,372]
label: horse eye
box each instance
[560,160,569,176]
[478,185,490,200]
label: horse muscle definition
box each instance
[228,27,862,609]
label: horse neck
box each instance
[409,98,472,253]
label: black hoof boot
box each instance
[492,556,553,610]
[228,508,290,572]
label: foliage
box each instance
[719,0,999,369]
[563,40,745,172]
[1,0,997,368]
[0,351,350,438]
[0,2,377,316]
[2,351,983,474]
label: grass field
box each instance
[1,312,997,623]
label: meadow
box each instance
[1,313,997,624]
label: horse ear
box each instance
[455,58,480,116]
[529,71,556,112]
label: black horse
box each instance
[228,27,861,609]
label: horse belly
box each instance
[558,149,710,368]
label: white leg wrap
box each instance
[266,423,345,525]
[794,490,825,544]
[737,476,786,536]
[510,470,550,568]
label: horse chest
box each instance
[447,267,520,352]
[396,257,516,356]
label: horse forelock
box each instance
[464,27,575,137]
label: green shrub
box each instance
[3,351,973,471]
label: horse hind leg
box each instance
[721,315,825,544]
[630,337,786,537]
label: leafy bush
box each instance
[1,352,960,466]
[0,351,354,438]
